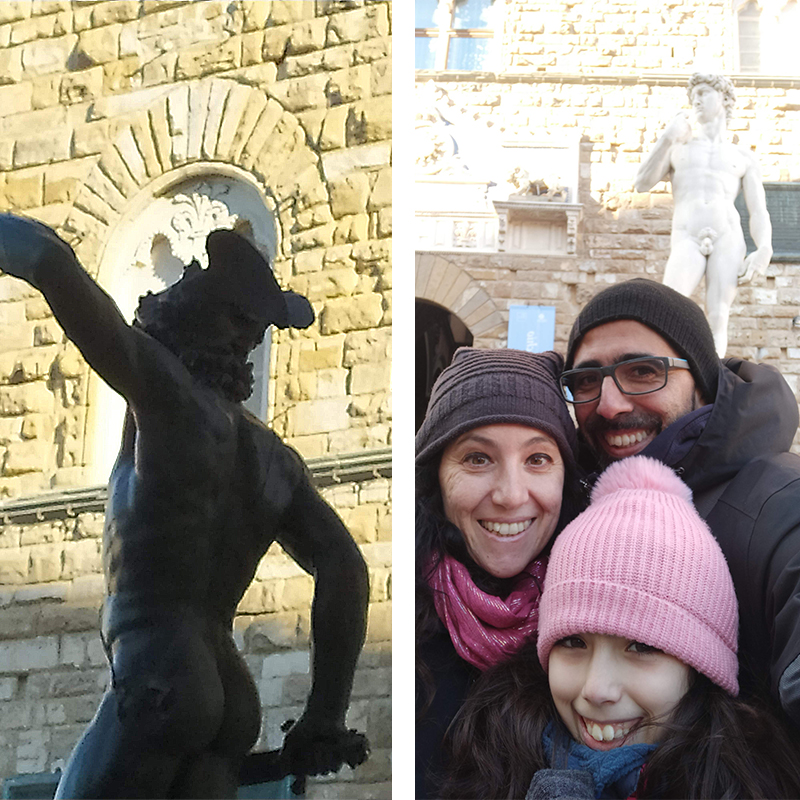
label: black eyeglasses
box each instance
[560,356,691,404]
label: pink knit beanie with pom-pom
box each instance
[537,456,739,696]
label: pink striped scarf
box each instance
[428,553,547,671]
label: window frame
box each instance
[415,0,497,72]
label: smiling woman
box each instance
[414,347,586,798]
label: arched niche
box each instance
[86,167,279,483]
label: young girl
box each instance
[442,456,800,799]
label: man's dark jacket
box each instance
[655,357,800,719]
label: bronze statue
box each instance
[0,213,369,798]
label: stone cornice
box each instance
[0,448,392,525]
[415,71,800,89]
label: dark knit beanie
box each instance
[415,347,578,467]
[566,279,720,402]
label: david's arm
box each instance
[634,112,691,193]
[738,155,773,284]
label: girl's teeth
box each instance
[587,719,631,742]
[481,520,532,536]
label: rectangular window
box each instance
[738,1,761,73]
[415,0,495,71]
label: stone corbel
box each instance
[496,206,509,251]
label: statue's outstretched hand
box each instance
[0,213,71,283]
[280,714,369,783]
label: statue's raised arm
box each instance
[0,214,148,403]
[634,111,692,193]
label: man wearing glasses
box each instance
[561,277,800,728]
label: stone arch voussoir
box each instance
[61,77,331,275]
[415,252,504,339]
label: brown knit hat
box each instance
[566,279,720,403]
[415,348,578,467]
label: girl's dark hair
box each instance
[415,451,587,716]
[440,641,800,799]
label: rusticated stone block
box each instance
[0,637,59,672]
[329,172,370,218]
[0,82,32,115]
[306,268,358,299]
[269,1,314,25]
[367,167,390,210]
[0,549,28,584]
[74,23,120,64]
[20,33,76,75]
[327,6,389,45]
[3,439,49,476]
[346,95,391,145]
[286,17,327,55]
[320,292,383,334]
[365,600,390,643]
[90,0,139,26]
[286,397,349,436]
[0,383,54,416]
[350,362,390,395]
[13,128,71,168]
[0,3,31,25]
[175,38,240,79]
[343,329,390,366]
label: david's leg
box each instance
[706,239,745,357]
[662,237,707,297]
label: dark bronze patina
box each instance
[0,214,369,799]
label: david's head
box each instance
[134,229,314,403]
[563,280,719,467]
[687,73,736,125]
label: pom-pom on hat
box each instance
[537,456,739,696]
[415,347,578,468]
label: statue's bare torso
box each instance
[670,138,749,244]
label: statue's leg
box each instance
[170,753,242,799]
[55,620,226,799]
[662,235,707,297]
[705,235,746,357]
[54,690,185,799]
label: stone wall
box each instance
[0,2,391,797]
[416,0,800,450]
